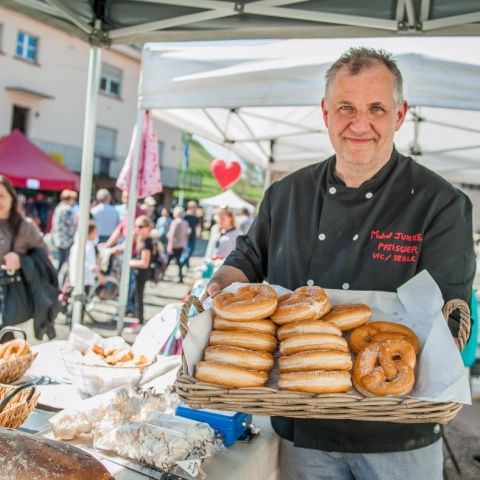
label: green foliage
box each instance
[176,138,265,204]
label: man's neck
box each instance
[335,152,393,188]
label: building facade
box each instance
[0,7,181,206]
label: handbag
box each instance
[0,238,33,326]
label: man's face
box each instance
[321,64,408,172]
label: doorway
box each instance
[11,105,29,134]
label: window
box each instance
[95,126,117,177]
[100,63,122,97]
[16,31,38,63]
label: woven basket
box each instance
[0,383,39,428]
[0,328,38,384]
[175,296,470,425]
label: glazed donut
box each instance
[213,284,278,321]
[0,339,30,360]
[279,350,352,373]
[323,304,371,331]
[271,286,331,325]
[349,321,420,354]
[279,370,352,394]
[195,361,268,387]
[279,333,348,356]
[209,329,277,353]
[214,317,277,336]
[277,319,341,341]
[352,339,416,397]
[205,346,274,371]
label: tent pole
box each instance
[116,106,145,334]
[72,44,102,326]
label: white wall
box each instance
[0,7,181,187]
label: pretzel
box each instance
[0,339,30,360]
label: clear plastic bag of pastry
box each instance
[93,415,224,478]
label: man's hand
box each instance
[201,265,249,301]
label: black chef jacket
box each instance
[224,148,475,453]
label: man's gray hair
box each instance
[325,47,404,105]
[96,188,111,203]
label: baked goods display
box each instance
[213,284,278,320]
[323,304,372,331]
[271,286,331,325]
[0,338,31,361]
[349,321,420,353]
[196,283,422,398]
[82,343,149,367]
[49,388,223,477]
[352,338,417,396]
[0,428,114,480]
[196,283,278,387]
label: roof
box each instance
[5,1,480,45]
[0,130,80,191]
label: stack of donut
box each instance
[349,321,420,396]
[0,339,31,361]
[195,284,278,388]
[274,286,355,394]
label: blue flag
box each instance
[183,141,190,171]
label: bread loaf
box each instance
[0,428,113,480]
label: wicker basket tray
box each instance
[175,296,470,425]
[0,328,38,384]
[0,383,39,428]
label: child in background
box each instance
[68,221,98,296]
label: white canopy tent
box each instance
[200,190,256,213]
[8,1,480,328]
[142,38,480,185]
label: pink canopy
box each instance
[0,129,80,191]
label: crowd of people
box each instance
[19,188,256,334]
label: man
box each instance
[51,189,77,274]
[205,48,475,479]
[91,189,119,243]
[182,200,200,269]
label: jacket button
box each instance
[318,233,326,241]
[342,283,350,290]
[433,424,441,434]
[353,234,359,241]
[365,192,373,199]
[329,186,337,194]
[307,279,314,286]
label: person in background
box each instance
[68,221,98,299]
[0,176,56,337]
[196,206,205,234]
[156,207,172,253]
[205,47,475,480]
[204,207,240,261]
[51,189,77,274]
[127,215,154,332]
[91,189,119,243]
[141,196,157,223]
[182,200,200,269]
[166,206,190,283]
[115,190,129,222]
[236,207,254,235]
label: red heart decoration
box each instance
[210,159,242,190]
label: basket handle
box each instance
[0,383,36,415]
[442,299,470,352]
[0,328,27,343]
[179,295,205,339]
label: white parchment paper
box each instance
[183,270,471,404]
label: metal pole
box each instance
[72,45,102,325]
[116,105,144,334]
